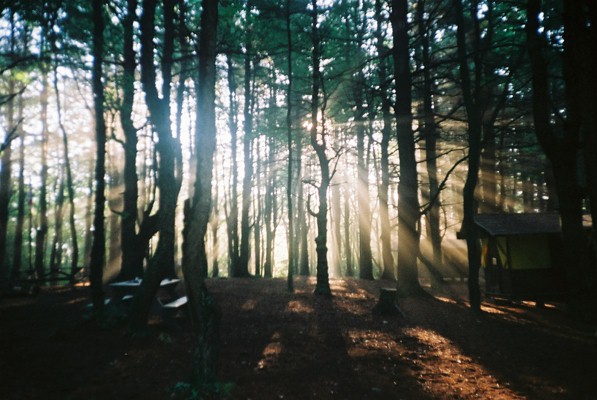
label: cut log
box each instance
[372,287,405,317]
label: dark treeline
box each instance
[0,0,595,386]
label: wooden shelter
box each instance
[474,213,572,302]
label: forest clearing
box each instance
[1,277,595,400]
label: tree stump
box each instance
[372,287,405,317]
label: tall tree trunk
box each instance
[392,0,425,297]
[90,0,107,315]
[34,62,49,280]
[130,0,182,331]
[285,0,295,291]
[454,0,483,312]
[527,0,592,318]
[119,0,150,281]
[416,0,442,282]
[297,139,310,276]
[375,0,395,281]
[225,54,240,276]
[238,3,254,277]
[12,95,25,280]
[264,136,275,279]
[181,0,220,385]
[0,67,14,282]
[310,0,331,296]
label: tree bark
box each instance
[310,0,331,296]
[181,0,220,385]
[130,0,182,331]
[90,0,107,315]
[454,0,483,312]
[285,0,295,290]
[225,55,240,276]
[392,0,425,297]
[375,0,395,281]
[238,3,255,278]
[416,0,442,284]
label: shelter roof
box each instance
[473,213,592,237]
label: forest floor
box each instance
[1,277,596,400]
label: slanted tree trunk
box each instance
[89,0,107,316]
[181,0,220,385]
[392,0,426,298]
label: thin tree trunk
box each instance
[285,0,295,290]
[374,0,395,281]
[12,95,25,280]
[0,67,14,282]
[90,0,107,315]
[416,0,442,282]
[238,3,254,277]
[310,0,331,296]
[226,55,240,276]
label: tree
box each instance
[89,0,107,315]
[374,0,395,281]
[309,0,332,296]
[130,0,182,331]
[526,0,595,319]
[392,0,426,297]
[181,0,221,386]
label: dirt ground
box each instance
[1,277,596,400]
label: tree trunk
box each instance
[454,0,483,312]
[130,0,182,331]
[416,0,442,284]
[90,0,107,316]
[285,0,295,290]
[12,95,25,280]
[0,70,14,282]
[527,0,593,318]
[181,0,220,385]
[310,0,331,296]
[392,0,425,297]
[119,0,147,281]
[375,0,395,281]
[238,5,254,278]
[343,185,354,277]
[225,54,240,276]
